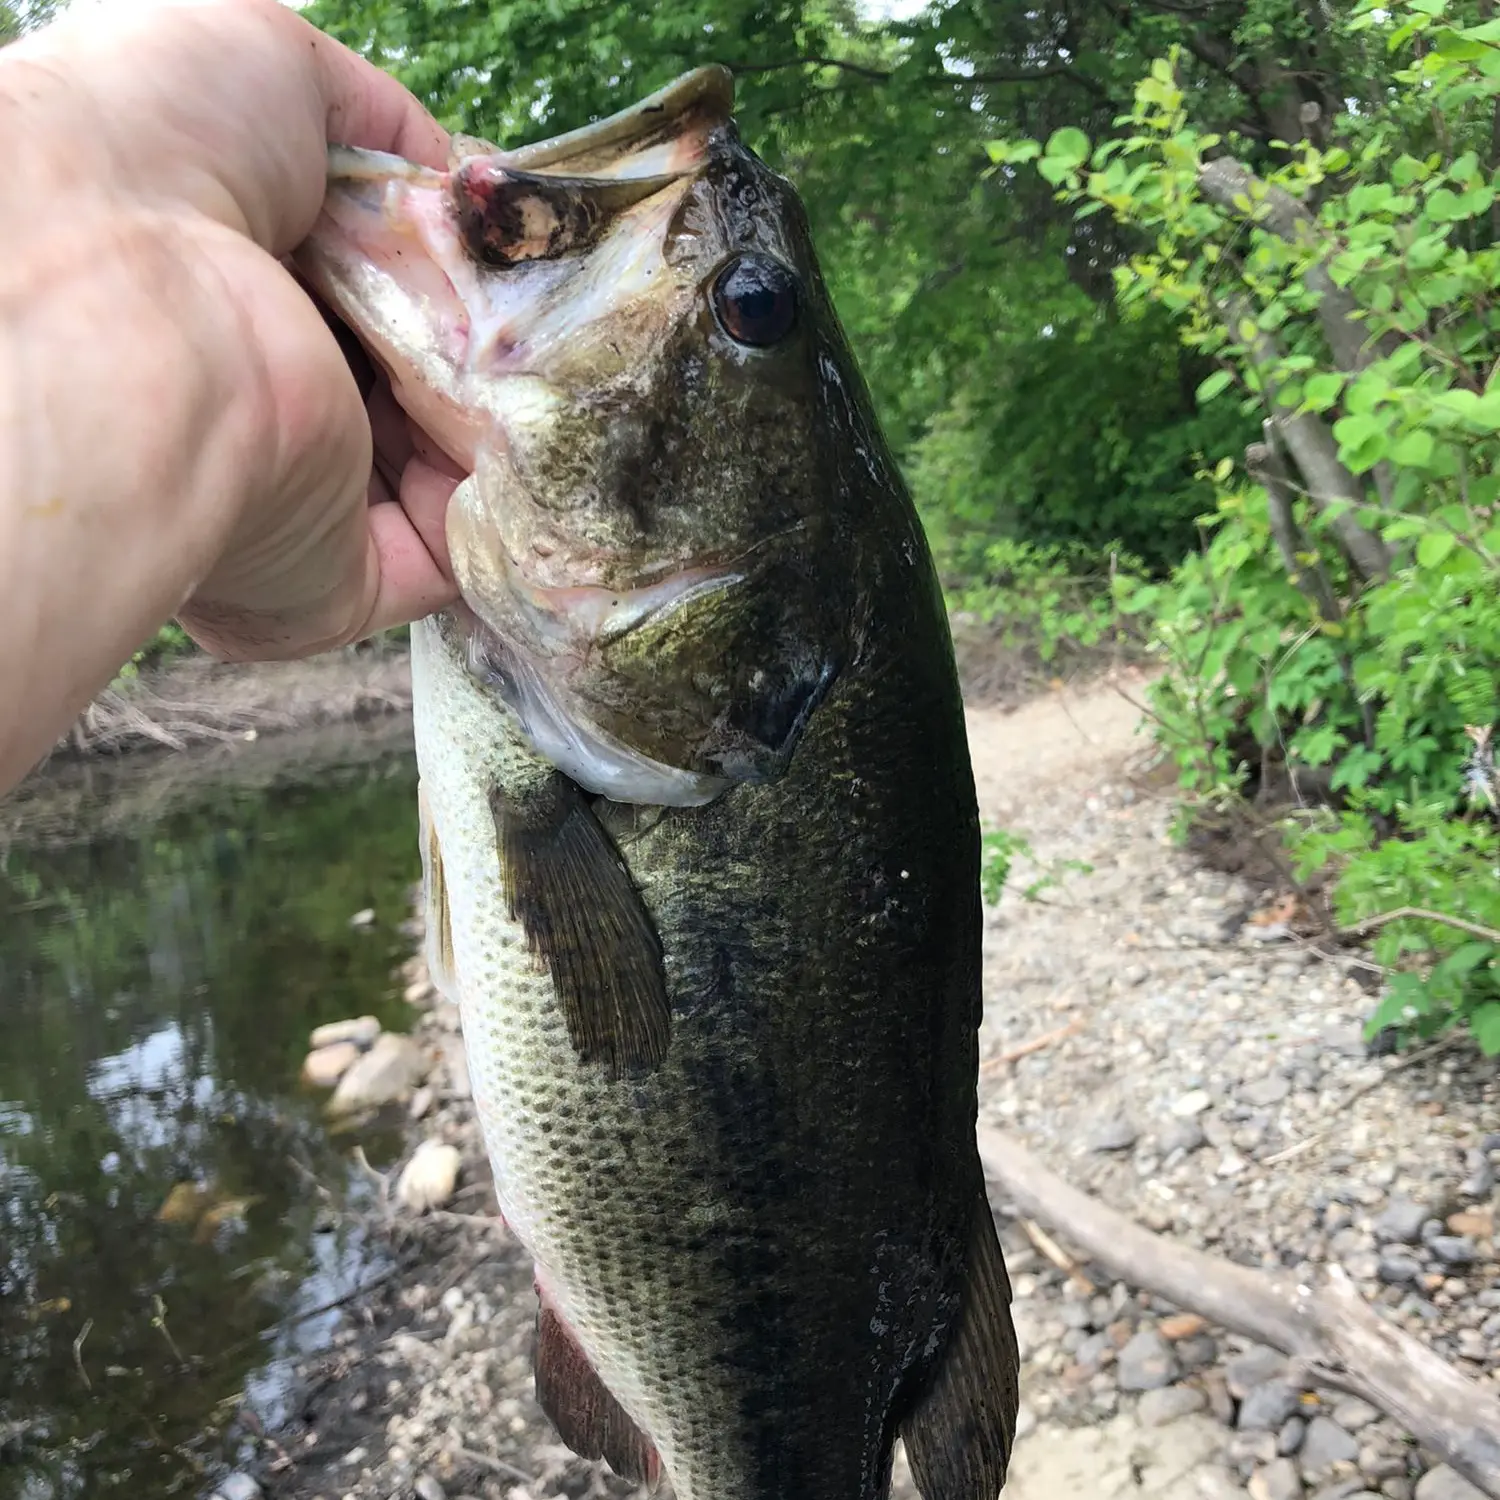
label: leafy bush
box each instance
[981,828,1094,907]
[1000,0,1500,1049]
[905,309,1257,575]
[948,537,1147,671]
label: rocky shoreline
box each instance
[221,681,1496,1500]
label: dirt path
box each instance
[252,674,1499,1500]
[958,680,1244,1498]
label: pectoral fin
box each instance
[493,772,670,1078]
[534,1290,662,1489]
[901,1197,1020,1500]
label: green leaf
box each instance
[1435,942,1495,980]
[1433,27,1489,60]
[1332,411,1386,453]
[1044,127,1091,169]
[1391,154,1430,188]
[1196,370,1233,403]
[1303,371,1345,412]
[1417,530,1457,567]
[1468,999,1500,1055]
[1468,392,1500,431]
[1390,429,1435,466]
[987,138,1041,165]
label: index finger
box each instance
[309,19,450,171]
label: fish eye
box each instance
[711,254,799,348]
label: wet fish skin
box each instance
[298,64,1018,1500]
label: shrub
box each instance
[999,0,1500,1049]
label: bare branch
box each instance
[1133,0,1240,13]
[722,55,893,82]
[1219,291,1393,582]
[1247,435,1343,621]
[1201,157,1401,508]
[1199,158,1398,376]
[1341,906,1500,945]
[722,54,1099,92]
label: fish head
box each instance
[298,68,867,806]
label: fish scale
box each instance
[301,62,1019,1500]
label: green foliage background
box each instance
[302,0,1270,577]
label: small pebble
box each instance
[1429,1236,1477,1268]
[1136,1384,1206,1426]
[1414,1467,1489,1500]
[1238,1379,1301,1431]
[1298,1414,1359,1474]
[1373,1200,1428,1245]
[1249,1458,1304,1500]
[1115,1328,1179,1391]
[1089,1115,1139,1152]
[211,1476,262,1500]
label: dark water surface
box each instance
[0,724,422,1499]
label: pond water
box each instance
[0,725,423,1499]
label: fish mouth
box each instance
[461,522,800,659]
[296,68,737,469]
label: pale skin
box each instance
[0,0,464,797]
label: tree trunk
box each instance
[1247,432,1342,622]
[1200,157,1400,511]
[1218,290,1393,582]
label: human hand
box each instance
[32,0,462,655]
[0,0,465,789]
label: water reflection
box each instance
[0,731,422,1498]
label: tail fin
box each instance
[901,1196,1020,1499]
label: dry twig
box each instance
[1020,1217,1095,1295]
[1341,906,1500,945]
[980,1018,1085,1075]
[452,1446,537,1485]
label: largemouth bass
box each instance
[296,65,1018,1500]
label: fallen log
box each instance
[977,1126,1500,1498]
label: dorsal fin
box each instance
[534,1291,662,1489]
[901,1196,1020,1500]
[493,772,670,1078]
